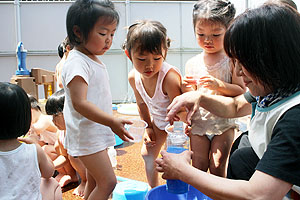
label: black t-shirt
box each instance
[256,104,300,186]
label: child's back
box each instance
[0,143,42,200]
[0,82,58,200]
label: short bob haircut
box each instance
[45,88,65,115]
[0,82,31,139]
[122,20,171,59]
[224,4,300,92]
[66,0,119,46]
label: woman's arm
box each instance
[67,76,133,141]
[156,151,292,200]
[166,91,252,124]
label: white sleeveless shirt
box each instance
[0,143,42,200]
[135,62,181,130]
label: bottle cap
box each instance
[173,121,183,132]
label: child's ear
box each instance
[73,25,82,41]
[125,49,131,60]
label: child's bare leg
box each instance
[209,128,234,177]
[190,134,210,171]
[141,124,167,188]
[69,155,87,197]
[79,149,117,200]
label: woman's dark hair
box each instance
[0,82,31,139]
[67,0,119,46]
[28,95,41,112]
[224,4,300,92]
[46,89,65,115]
[122,20,171,59]
[192,0,236,30]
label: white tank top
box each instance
[0,143,42,200]
[135,62,181,130]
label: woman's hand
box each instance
[166,91,201,125]
[156,150,192,180]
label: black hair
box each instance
[0,82,31,139]
[28,95,41,112]
[266,0,297,10]
[58,43,64,59]
[122,20,171,59]
[45,89,65,115]
[57,37,73,59]
[192,0,236,30]
[224,4,300,92]
[66,0,119,46]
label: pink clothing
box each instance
[39,130,57,145]
[135,62,181,130]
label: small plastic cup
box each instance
[126,119,148,142]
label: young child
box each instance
[46,88,87,197]
[0,82,62,200]
[182,0,246,177]
[28,95,58,159]
[55,36,73,89]
[123,20,185,188]
[62,0,133,199]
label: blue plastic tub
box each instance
[145,184,212,200]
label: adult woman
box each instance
[156,3,300,199]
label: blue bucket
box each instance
[145,184,212,200]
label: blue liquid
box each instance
[166,146,189,194]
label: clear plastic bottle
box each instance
[166,121,189,194]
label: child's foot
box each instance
[59,175,78,187]
[72,181,86,197]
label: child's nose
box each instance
[204,36,212,43]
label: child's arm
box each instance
[67,76,133,141]
[18,134,55,178]
[198,61,246,97]
[128,70,155,145]
[163,68,187,123]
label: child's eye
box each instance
[213,34,221,37]
[154,57,162,61]
[111,33,115,37]
[198,34,204,37]
[99,33,106,36]
[138,58,145,61]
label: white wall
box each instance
[0,0,250,102]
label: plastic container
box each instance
[112,180,149,200]
[165,121,189,194]
[145,185,212,200]
[126,119,147,143]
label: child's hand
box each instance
[111,118,134,142]
[182,76,198,88]
[198,75,221,90]
[144,127,156,147]
[18,133,40,145]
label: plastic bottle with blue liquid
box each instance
[166,121,190,194]
[16,42,30,75]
